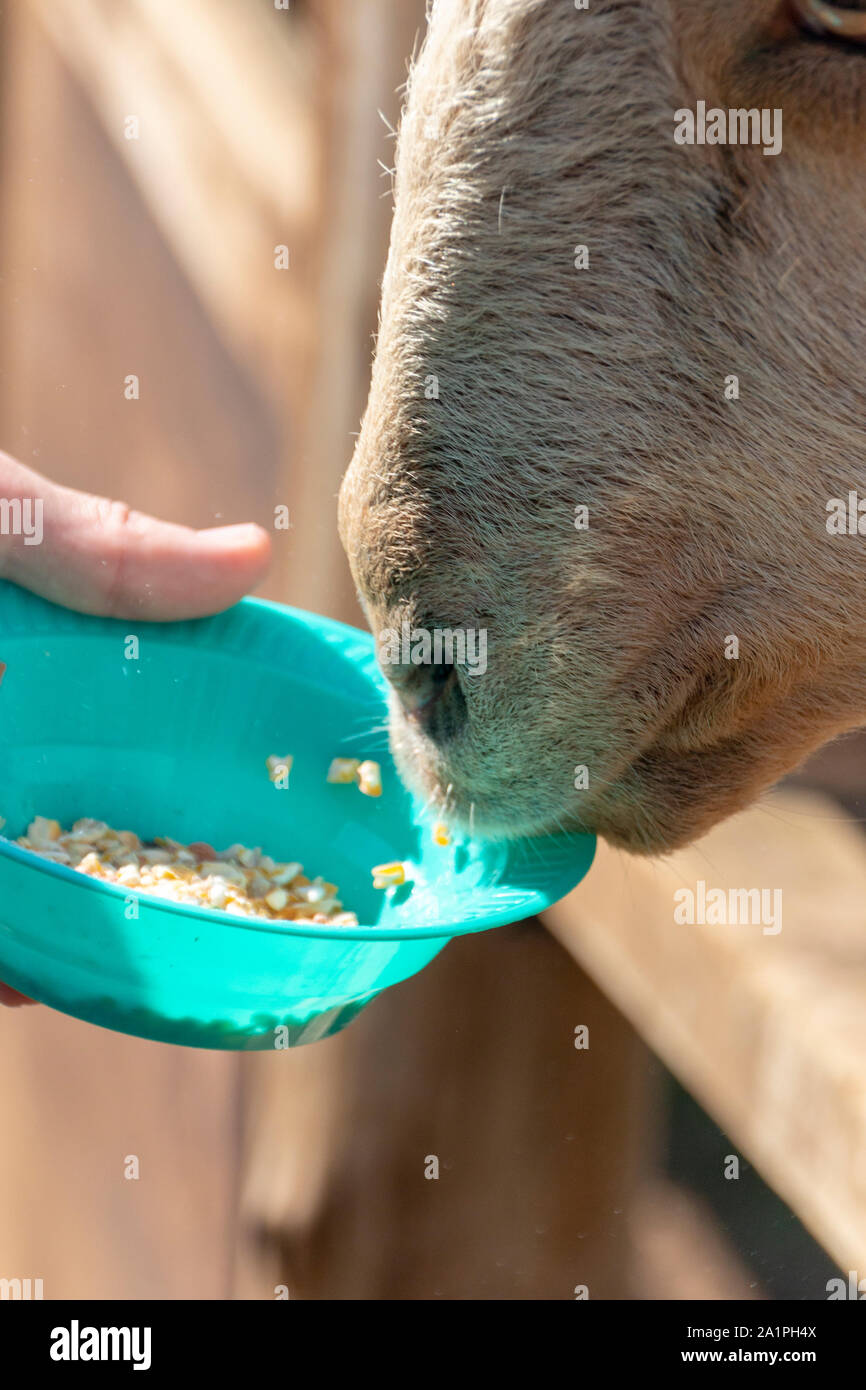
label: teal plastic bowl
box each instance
[0,581,595,1049]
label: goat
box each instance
[340,0,866,852]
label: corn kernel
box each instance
[270,861,302,885]
[266,754,293,784]
[17,816,359,926]
[29,816,62,846]
[327,757,361,784]
[200,861,246,885]
[432,822,451,846]
[188,841,217,860]
[357,760,382,798]
[208,881,228,909]
[371,860,406,889]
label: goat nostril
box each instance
[429,663,453,692]
[385,661,457,718]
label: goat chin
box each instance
[339,0,866,853]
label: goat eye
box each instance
[790,0,866,43]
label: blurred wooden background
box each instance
[0,0,657,1301]
[0,0,857,1300]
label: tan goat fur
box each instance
[340,0,866,852]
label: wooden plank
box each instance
[0,1008,238,1298]
[0,2,283,540]
[631,1179,764,1301]
[543,787,866,1274]
[0,1,268,1300]
[281,0,426,622]
[29,0,318,386]
[235,920,656,1300]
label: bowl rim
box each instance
[0,590,596,942]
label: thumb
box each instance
[0,453,272,619]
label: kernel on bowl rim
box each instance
[0,583,596,1048]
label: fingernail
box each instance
[198,523,269,550]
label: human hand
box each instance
[0,452,270,617]
[0,451,272,1005]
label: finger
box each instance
[0,453,272,618]
[0,982,36,1007]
